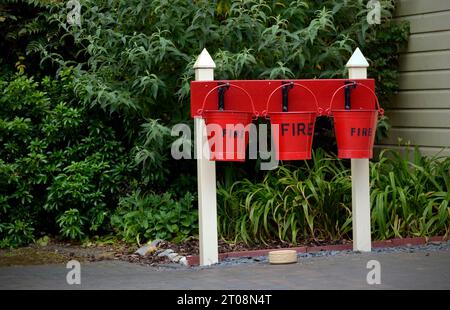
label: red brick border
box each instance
[186,236,448,266]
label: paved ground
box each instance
[1,245,450,290]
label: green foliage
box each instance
[371,148,450,239]
[25,0,408,168]
[366,17,410,106]
[218,148,450,245]
[2,0,409,174]
[218,149,352,244]
[56,0,408,114]
[35,235,50,247]
[111,191,197,244]
[0,0,77,76]
[1,0,412,247]
[0,70,133,247]
[0,220,35,248]
[56,209,87,240]
[133,119,172,185]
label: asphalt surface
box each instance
[1,242,450,290]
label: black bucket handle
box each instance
[197,83,258,119]
[327,82,384,117]
[262,82,321,118]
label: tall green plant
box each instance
[218,148,450,245]
[111,191,197,244]
[371,148,450,239]
[218,149,353,244]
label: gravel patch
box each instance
[192,240,450,268]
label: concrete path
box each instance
[1,247,449,290]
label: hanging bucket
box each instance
[263,83,321,160]
[328,82,384,159]
[198,84,257,162]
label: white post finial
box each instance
[194,48,216,69]
[346,47,369,68]
[194,48,219,266]
[346,48,370,80]
[347,47,372,253]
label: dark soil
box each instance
[0,237,351,267]
[0,240,137,267]
[156,238,352,256]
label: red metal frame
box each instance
[190,79,376,118]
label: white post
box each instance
[193,48,219,265]
[346,48,372,252]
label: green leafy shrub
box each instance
[56,209,87,240]
[1,0,411,247]
[53,0,408,114]
[0,70,133,247]
[0,0,70,75]
[23,0,408,181]
[0,220,35,248]
[111,191,197,244]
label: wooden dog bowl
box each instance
[268,250,297,264]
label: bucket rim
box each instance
[332,109,379,113]
[203,109,253,114]
[268,111,317,115]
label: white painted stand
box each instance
[193,49,219,265]
[346,48,372,252]
[192,48,372,263]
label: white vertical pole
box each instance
[346,48,372,252]
[193,48,219,265]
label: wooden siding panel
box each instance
[375,145,450,158]
[390,0,450,157]
[399,50,450,71]
[396,0,450,17]
[397,10,450,34]
[386,109,450,128]
[391,90,450,109]
[381,128,450,147]
[405,31,450,52]
[398,70,450,90]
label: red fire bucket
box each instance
[328,82,384,159]
[198,84,257,162]
[264,83,321,160]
